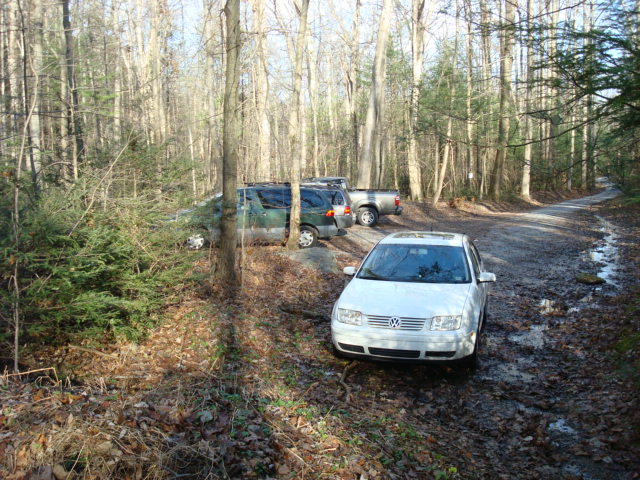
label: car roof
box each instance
[378,231,466,247]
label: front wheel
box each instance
[357,207,379,227]
[298,226,318,248]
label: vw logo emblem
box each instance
[388,317,401,329]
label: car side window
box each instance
[301,189,326,208]
[256,189,288,209]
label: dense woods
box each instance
[1,0,639,356]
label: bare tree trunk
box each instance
[28,0,43,191]
[432,98,455,206]
[286,0,309,250]
[489,0,515,200]
[479,0,494,199]
[307,33,320,178]
[252,0,271,182]
[408,0,427,201]
[346,0,360,180]
[463,0,475,194]
[62,0,84,181]
[111,0,122,146]
[581,0,593,190]
[218,0,240,287]
[189,127,198,197]
[520,0,533,199]
[356,0,393,189]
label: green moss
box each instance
[575,272,606,285]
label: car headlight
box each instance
[430,315,462,331]
[337,308,363,325]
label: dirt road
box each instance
[321,187,637,479]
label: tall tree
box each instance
[408,0,428,201]
[286,0,310,250]
[489,0,516,200]
[27,0,43,191]
[520,0,533,199]
[218,0,241,287]
[62,0,84,181]
[251,0,271,182]
[356,0,393,189]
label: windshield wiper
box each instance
[359,268,386,280]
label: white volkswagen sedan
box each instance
[331,232,496,368]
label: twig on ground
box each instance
[338,361,354,403]
[3,367,59,383]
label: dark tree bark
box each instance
[286,0,310,250]
[217,0,241,288]
[62,0,84,180]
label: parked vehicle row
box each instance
[182,183,347,249]
[302,176,403,227]
[180,177,402,249]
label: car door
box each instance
[236,189,261,243]
[468,240,488,320]
[253,188,288,242]
[300,188,332,229]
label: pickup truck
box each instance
[302,176,402,227]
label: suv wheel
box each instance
[357,207,379,227]
[298,226,318,248]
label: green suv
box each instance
[185,184,346,249]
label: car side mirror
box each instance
[478,272,496,283]
[343,266,357,276]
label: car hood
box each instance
[337,278,471,318]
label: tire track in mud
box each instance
[464,187,626,479]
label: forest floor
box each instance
[2,186,639,480]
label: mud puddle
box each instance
[584,215,621,289]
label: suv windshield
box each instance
[357,244,471,284]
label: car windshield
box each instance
[357,244,471,283]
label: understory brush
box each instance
[0,185,193,355]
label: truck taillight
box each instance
[326,209,335,217]
[395,195,400,206]
[344,206,351,215]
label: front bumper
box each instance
[331,323,475,362]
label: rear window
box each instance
[325,190,346,205]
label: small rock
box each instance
[29,465,53,480]
[52,465,68,480]
[575,273,605,285]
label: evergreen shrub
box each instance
[1,185,193,348]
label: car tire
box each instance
[357,207,379,227]
[298,225,318,248]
